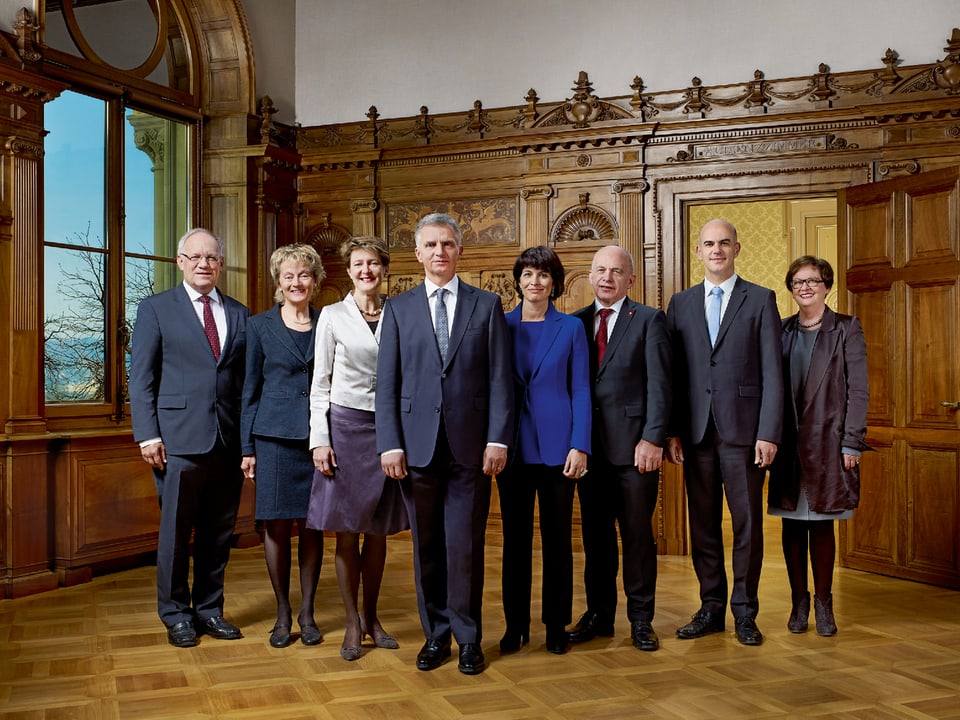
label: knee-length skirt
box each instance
[306,403,408,535]
[253,436,314,520]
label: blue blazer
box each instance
[129,284,249,455]
[375,279,514,467]
[240,304,319,455]
[505,302,591,465]
[666,277,783,447]
[574,298,671,466]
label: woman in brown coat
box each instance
[768,256,869,636]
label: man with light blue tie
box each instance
[376,212,514,675]
[665,218,783,646]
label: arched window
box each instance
[41,0,200,415]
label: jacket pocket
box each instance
[158,394,186,409]
[738,385,761,398]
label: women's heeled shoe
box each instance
[787,593,810,633]
[499,628,529,653]
[360,619,399,649]
[545,626,570,655]
[269,624,291,648]
[814,594,837,636]
[340,645,362,661]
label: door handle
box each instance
[940,401,960,410]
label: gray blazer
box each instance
[129,284,249,455]
[240,303,319,455]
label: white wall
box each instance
[241,0,297,123]
[279,0,960,126]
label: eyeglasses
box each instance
[791,278,824,290]
[179,253,222,266]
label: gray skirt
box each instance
[306,403,408,534]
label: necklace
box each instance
[290,318,312,325]
[358,295,383,316]
[798,315,823,329]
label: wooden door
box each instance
[839,167,960,588]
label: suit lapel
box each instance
[261,305,305,363]
[175,285,217,359]
[600,299,634,372]
[530,304,563,378]
[445,280,476,366]
[713,279,746,351]
[802,308,837,411]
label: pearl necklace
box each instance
[797,315,823,329]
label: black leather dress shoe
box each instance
[458,643,486,674]
[734,616,763,646]
[676,610,725,639]
[416,638,451,671]
[545,626,569,655]
[200,616,242,640]
[567,611,615,643]
[630,621,660,651]
[167,621,197,648]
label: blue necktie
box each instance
[435,288,449,361]
[708,286,723,347]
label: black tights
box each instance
[263,519,324,628]
[335,532,389,647]
[781,518,836,602]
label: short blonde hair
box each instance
[270,244,325,303]
[339,235,390,268]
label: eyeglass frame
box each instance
[179,253,223,266]
[790,277,825,290]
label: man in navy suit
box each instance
[665,218,783,646]
[567,246,672,652]
[376,212,513,675]
[129,228,249,648]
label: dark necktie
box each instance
[199,294,221,362]
[596,308,613,365]
[435,288,449,361]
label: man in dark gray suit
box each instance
[665,218,783,646]
[568,246,672,652]
[376,212,513,675]
[129,228,249,648]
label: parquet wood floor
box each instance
[2,517,958,719]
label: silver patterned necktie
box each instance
[435,287,449,361]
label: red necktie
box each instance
[596,308,613,365]
[199,295,221,361]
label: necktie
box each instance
[199,295,221,362]
[596,308,613,365]
[708,286,723,347]
[434,288,449,361]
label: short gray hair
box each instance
[415,213,462,247]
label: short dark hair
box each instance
[513,245,565,299]
[785,255,834,291]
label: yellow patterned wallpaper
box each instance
[687,202,837,320]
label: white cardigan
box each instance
[308,293,382,448]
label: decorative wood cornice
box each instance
[297,27,960,159]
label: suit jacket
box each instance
[666,277,783,447]
[574,298,672,466]
[240,303,319,455]
[505,302,591,466]
[129,284,249,455]
[375,278,514,467]
[768,307,870,513]
[308,293,382,448]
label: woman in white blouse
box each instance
[308,236,408,661]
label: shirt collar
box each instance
[704,273,738,295]
[594,296,627,315]
[182,281,221,305]
[424,275,459,298]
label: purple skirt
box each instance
[306,404,408,534]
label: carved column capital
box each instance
[4,136,42,157]
[611,179,650,195]
[520,185,553,201]
[349,199,379,213]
